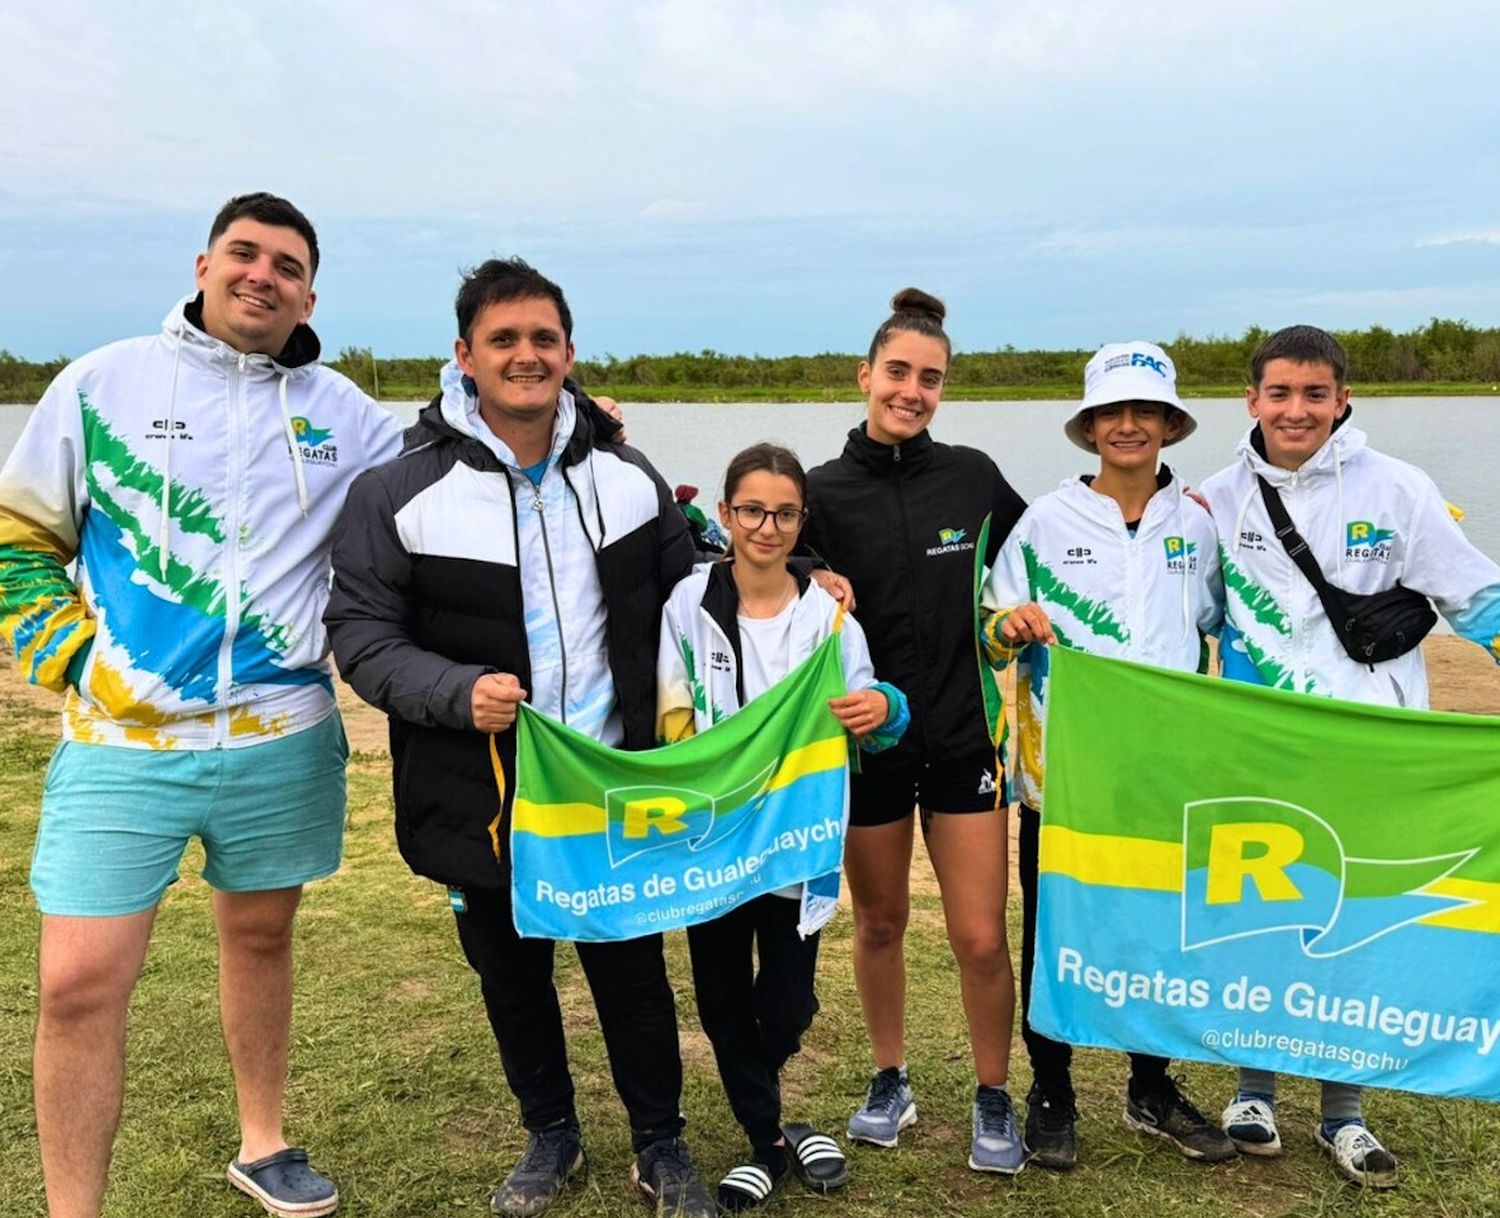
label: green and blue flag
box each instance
[511,635,850,940]
[1034,648,1500,1100]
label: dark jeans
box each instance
[1018,803,1169,1099]
[453,883,685,1152]
[686,894,822,1149]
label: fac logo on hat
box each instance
[1064,340,1197,452]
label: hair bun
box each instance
[890,287,946,325]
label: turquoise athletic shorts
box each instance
[30,712,349,917]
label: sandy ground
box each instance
[7,636,1498,901]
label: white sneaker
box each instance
[1315,1121,1398,1189]
[1221,1094,1282,1156]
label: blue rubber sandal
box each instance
[227,1147,339,1217]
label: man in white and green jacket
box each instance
[0,193,407,1218]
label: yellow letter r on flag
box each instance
[1206,822,1305,904]
[622,796,690,840]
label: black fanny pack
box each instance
[1257,476,1436,667]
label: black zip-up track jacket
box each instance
[325,399,694,890]
[803,425,1025,766]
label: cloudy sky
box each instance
[3,0,1498,360]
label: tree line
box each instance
[4,319,1500,403]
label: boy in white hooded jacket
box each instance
[980,342,1233,1170]
[1203,325,1500,1188]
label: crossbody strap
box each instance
[1255,475,1348,625]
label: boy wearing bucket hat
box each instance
[979,341,1232,1169]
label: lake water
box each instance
[2,396,1497,559]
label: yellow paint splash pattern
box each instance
[62,693,107,744]
[17,601,95,692]
[86,656,174,726]
[1016,671,1044,799]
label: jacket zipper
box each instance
[216,355,247,747]
[533,482,570,724]
[890,449,928,751]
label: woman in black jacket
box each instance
[802,289,1028,1174]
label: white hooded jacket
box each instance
[0,296,405,748]
[981,469,1223,809]
[1200,419,1500,708]
[656,563,909,934]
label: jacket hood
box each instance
[1236,412,1367,486]
[841,422,933,473]
[1218,413,1368,652]
[693,557,831,707]
[154,293,329,548]
[428,358,593,469]
[165,293,323,372]
[1059,463,1181,527]
[701,557,816,627]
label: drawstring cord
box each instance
[1231,483,1257,561]
[562,450,608,552]
[589,450,606,544]
[158,340,309,591]
[1175,481,1191,639]
[276,373,310,517]
[158,334,184,579]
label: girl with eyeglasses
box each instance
[656,442,909,1211]
[800,289,1029,1173]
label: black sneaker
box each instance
[1123,1077,1238,1163]
[1024,1082,1078,1170]
[632,1136,717,1218]
[491,1125,586,1217]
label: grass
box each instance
[3,687,1500,1217]
[359,382,1500,405]
[10,381,1496,407]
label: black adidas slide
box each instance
[783,1123,849,1192]
[717,1157,789,1212]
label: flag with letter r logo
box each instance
[1032,649,1500,1101]
[508,634,852,941]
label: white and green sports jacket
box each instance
[981,470,1223,810]
[1200,420,1500,708]
[656,561,910,934]
[0,297,405,748]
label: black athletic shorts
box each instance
[849,748,1006,828]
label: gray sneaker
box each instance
[847,1066,916,1148]
[969,1084,1025,1174]
[491,1126,585,1217]
[631,1136,716,1218]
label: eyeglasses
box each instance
[727,504,808,533]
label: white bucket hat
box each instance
[1064,340,1196,452]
